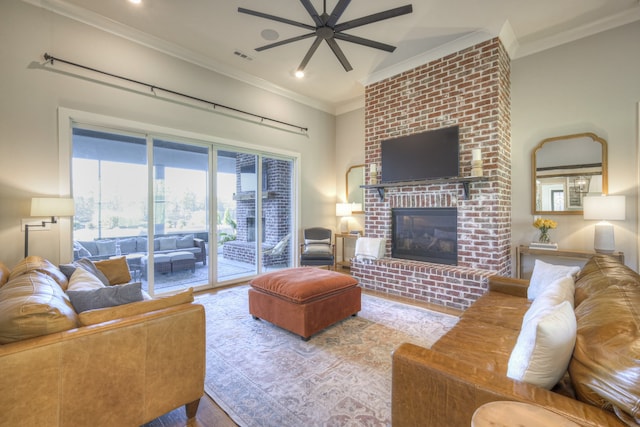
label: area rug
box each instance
[197,285,458,427]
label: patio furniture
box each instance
[170,251,196,273]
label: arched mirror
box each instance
[532,133,607,215]
[346,164,365,213]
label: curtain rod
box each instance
[43,53,308,134]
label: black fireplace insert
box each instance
[391,208,457,265]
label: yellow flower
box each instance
[533,218,557,231]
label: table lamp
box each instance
[25,197,75,257]
[335,203,353,233]
[583,195,625,254]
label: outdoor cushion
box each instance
[250,267,358,304]
[176,234,195,249]
[95,239,117,256]
[169,251,196,261]
[117,237,137,254]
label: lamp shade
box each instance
[31,198,75,217]
[335,203,352,217]
[583,195,625,221]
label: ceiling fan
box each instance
[238,0,413,73]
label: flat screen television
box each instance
[381,126,459,183]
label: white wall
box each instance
[0,1,336,267]
[511,20,640,272]
[335,108,365,233]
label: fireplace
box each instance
[391,208,457,265]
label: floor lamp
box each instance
[583,195,625,254]
[24,197,75,258]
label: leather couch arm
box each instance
[392,343,624,427]
[488,275,530,297]
[0,303,205,426]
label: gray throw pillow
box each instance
[67,282,143,313]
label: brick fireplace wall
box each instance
[351,38,511,311]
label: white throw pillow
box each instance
[523,276,575,326]
[67,267,106,292]
[528,260,580,300]
[507,300,577,389]
[304,238,331,254]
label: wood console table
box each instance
[516,245,624,279]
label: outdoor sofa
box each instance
[74,233,207,265]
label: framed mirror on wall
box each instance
[532,133,607,215]
[346,164,365,214]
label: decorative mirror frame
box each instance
[532,132,607,215]
[346,164,365,214]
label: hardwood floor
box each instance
[144,394,237,427]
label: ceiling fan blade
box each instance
[238,7,315,31]
[299,0,323,27]
[326,38,353,72]
[297,36,324,71]
[334,32,396,52]
[255,33,316,51]
[326,0,351,28]
[334,4,413,32]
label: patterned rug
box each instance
[197,285,458,427]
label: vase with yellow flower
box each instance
[533,218,557,244]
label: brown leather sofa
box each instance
[0,257,205,426]
[392,255,639,427]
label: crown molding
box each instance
[511,6,640,58]
[335,97,365,116]
[21,0,336,115]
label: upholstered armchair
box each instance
[299,227,335,269]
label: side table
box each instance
[335,233,360,269]
[471,401,580,427]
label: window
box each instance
[64,110,298,294]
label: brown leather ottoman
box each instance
[248,267,361,340]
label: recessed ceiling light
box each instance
[294,70,304,79]
[128,0,141,5]
[261,29,279,41]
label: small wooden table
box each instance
[471,401,580,427]
[335,233,359,269]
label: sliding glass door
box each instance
[150,139,210,293]
[215,152,295,282]
[70,120,296,294]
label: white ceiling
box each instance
[26,0,640,114]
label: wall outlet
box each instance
[21,218,52,232]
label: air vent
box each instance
[233,50,254,61]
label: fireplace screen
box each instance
[392,208,457,265]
